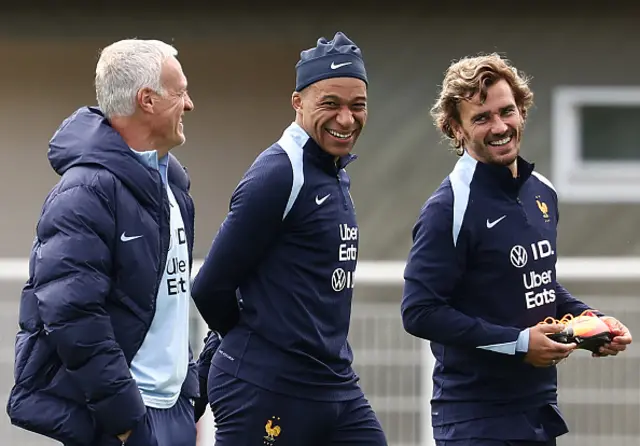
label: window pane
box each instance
[580,105,640,161]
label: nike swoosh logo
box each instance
[486,215,507,229]
[315,194,331,205]
[120,232,143,242]
[330,61,352,70]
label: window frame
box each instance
[551,86,640,203]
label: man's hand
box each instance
[524,323,576,367]
[117,429,132,443]
[594,316,633,357]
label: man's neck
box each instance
[508,160,518,178]
[110,116,169,158]
[293,118,339,162]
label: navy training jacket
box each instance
[7,106,199,446]
[402,153,593,426]
[193,122,363,402]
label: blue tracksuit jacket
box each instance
[402,153,592,428]
[192,122,363,402]
[6,106,199,446]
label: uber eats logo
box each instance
[332,223,357,292]
[509,240,556,309]
[166,227,188,295]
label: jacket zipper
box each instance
[154,183,170,304]
[134,175,169,357]
[515,196,530,224]
[335,161,349,210]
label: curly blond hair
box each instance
[430,53,534,155]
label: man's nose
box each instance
[335,107,354,127]
[491,117,508,135]
[184,93,194,111]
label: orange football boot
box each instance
[540,310,613,353]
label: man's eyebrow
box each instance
[319,94,340,101]
[318,94,367,102]
[471,111,490,121]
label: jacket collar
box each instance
[463,151,535,195]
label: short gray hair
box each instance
[95,39,178,119]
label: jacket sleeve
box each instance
[34,184,145,436]
[401,187,522,352]
[192,152,293,335]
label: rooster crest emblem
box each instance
[536,198,549,220]
[263,416,282,445]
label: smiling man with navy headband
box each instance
[192,31,388,446]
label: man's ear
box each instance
[137,87,156,113]
[291,91,303,112]
[449,119,464,145]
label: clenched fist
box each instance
[524,323,576,367]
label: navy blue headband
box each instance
[295,31,368,92]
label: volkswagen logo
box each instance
[331,268,347,292]
[510,245,528,268]
[168,230,174,251]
